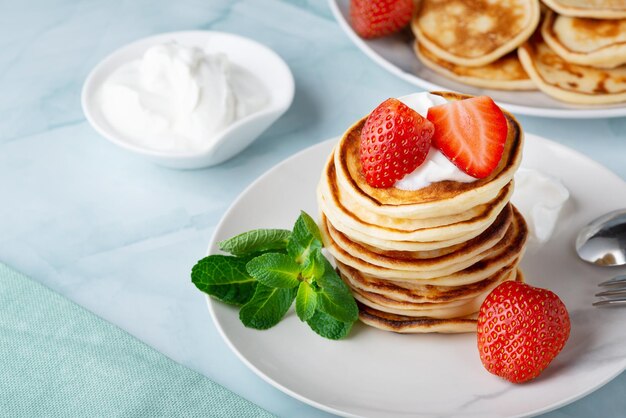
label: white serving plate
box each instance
[329,0,626,119]
[205,134,626,417]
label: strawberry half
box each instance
[477,281,571,384]
[350,0,414,39]
[360,98,434,188]
[427,96,508,179]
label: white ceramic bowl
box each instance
[82,31,294,169]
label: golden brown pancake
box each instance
[358,303,479,334]
[414,41,536,90]
[350,269,516,319]
[412,0,540,67]
[541,0,626,19]
[518,30,626,104]
[542,10,626,69]
[339,260,517,304]
[321,205,528,285]
[340,203,512,263]
[356,270,524,333]
[333,92,523,219]
[325,204,513,273]
[320,152,511,232]
[320,161,514,243]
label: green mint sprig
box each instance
[191,211,359,340]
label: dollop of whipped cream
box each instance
[99,42,267,152]
[394,93,477,191]
[512,168,570,243]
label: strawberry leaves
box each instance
[191,211,359,340]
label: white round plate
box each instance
[207,134,626,417]
[328,0,626,119]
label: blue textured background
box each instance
[1,1,625,416]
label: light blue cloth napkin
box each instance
[0,262,275,417]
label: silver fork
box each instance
[594,275,626,306]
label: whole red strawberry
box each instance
[360,98,434,188]
[477,281,570,383]
[350,0,414,39]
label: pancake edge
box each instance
[518,40,626,104]
[542,0,626,19]
[541,10,626,69]
[414,41,537,90]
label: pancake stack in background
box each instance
[412,0,540,91]
[518,4,626,104]
[317,92,529,334]
[410,0,626,104]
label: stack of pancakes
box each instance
[317,92,529,333]
[410,0,626,104]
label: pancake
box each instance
[542,10,626,69]
[320,207,498,252]
[541,0,626,19]
[320,167,513,242]
[336,203,512,264]
[350,269,517,319]
[333,92,523,219]
[518,31,626,104]
[339,260,517,304]
[357,270,524,333]
[414,41,536,90]
[358,303,479,333]
[325,204,513,273]
[412,0,540,67]
[321,205,528,284]
[319,151,509,232]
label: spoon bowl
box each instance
[82,31,294,169]
[576,209,626,266]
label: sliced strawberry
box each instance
[350,0,414,39]
[360,98,434,188]
[427,96,508,179]
[477,281,570,384]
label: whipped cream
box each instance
[394,93,478,191]
[98,42,268,152]
[512,168,569,243]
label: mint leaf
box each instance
[191,255,257,306]
[301,248,325,280]
[295,282,317,321]
[287,211,322,265]
[239,284,297,330]
[246,253,301,289]
[315,257,359,323]
[219,229,291,256]
[306,309,353,340]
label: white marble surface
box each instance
[1,1,626,417]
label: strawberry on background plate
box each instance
[360,98,434,188]
[477,281,571,384]
[427,96,508,179]
[350,0,414,39]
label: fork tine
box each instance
[596,289,626,297]
[593,297,626,307]
[598,275,626,287]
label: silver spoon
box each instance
[576,209,626,267]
